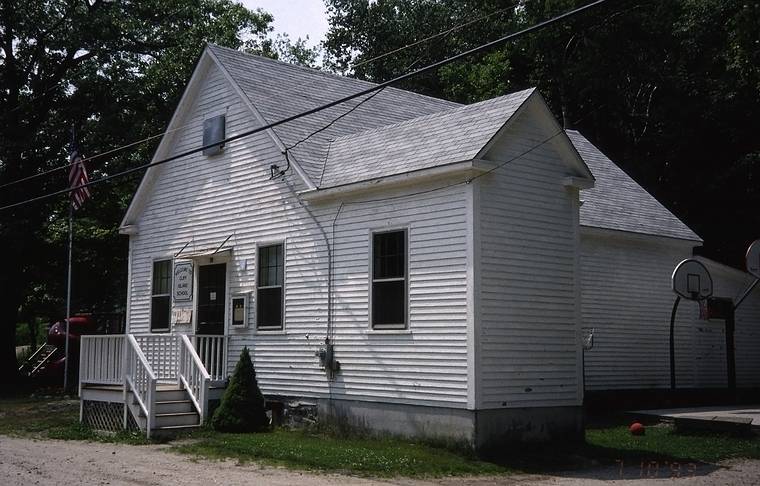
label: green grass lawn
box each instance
[586,423,760,464]
[2,396,760,478]
[173,428,507,477]
[0,396,149,444]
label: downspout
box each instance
[281,173,341,382]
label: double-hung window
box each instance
[371,229,407,329]
[151,259,172,332]
[257,243,284,329]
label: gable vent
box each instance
[202,114,225,156]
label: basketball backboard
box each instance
[746,239,760,279]
[672,259,713,301]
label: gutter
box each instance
[299,159,493,202]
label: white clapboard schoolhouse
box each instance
[78,45,760,446]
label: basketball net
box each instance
[698,299,709,320]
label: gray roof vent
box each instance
[203,114,225,156]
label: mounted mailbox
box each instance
[230,293,249,328]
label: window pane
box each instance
[151,295,170,331]
[258,244,283,287]
[372,280,405,325]
[257,287,282,328]
[152,260,171,295]
[373,231,405,279]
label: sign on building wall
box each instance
[171,308,193,325]
[173,261,194,302]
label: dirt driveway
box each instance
[1,435,759,486]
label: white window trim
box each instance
[255,239,286,331]
[149,257,173,333]
[369,227,409,330]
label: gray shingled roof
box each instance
[567,130,701,242]
[208,45,459,183]
[208,46,699,243]
[319,89,534,188]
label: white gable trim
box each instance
[206,47,316,191]
[120,51,214,230]
[120,47,316,232]
[476,90,595,183]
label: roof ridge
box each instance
[327,88,536,144]
[207,44,460,111]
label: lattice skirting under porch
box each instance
[82,400,138,432]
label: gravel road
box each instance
[1,436,759,485]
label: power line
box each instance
[0,120,196,190]
[350,5,516,70]
[0,0,612,212]
[1,5,505,192]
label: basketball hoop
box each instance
[672,259,713,302]
[669,259,714,390]
[746,239,760,279]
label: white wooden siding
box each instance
[128,61,471,408]
[579,231,698,390]
[476,107,583,409]
[698,259,760,388]
[580,231,760,390]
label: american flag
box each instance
[68,141,91,210]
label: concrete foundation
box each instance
[317,398,583,451]
[474,406,584,450]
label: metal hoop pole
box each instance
[669,296,681,390]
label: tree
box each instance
[211,347,268,432]
[0,0,275,384]
[323,0,760,268]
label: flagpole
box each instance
[63,198,73,391]
[63,123,75,392]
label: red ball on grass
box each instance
[629,422,645,436]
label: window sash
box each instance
[371,230,407,329]
[257,244,284,329]
[151,260,172,331]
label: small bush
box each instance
[210,347,268,432]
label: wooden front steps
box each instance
[127,386,202,434]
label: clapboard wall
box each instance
[580,229,760,391]
[476,102,584,410]
[698,257,760,389]
[126,56,472,408]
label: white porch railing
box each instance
[79,335,125,385]
[134,334,179,382]
[192,335,228,382]
[125,334,157,438]
[79,332,228,436]
[178,335,210,421]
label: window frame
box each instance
[149,258,173,333]
[369,227,409,330]
[255,241,286,331]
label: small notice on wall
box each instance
[173,261,193,302]
[171,308,193,325]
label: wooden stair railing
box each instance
[125,334,157,438]
[178,334,210,422]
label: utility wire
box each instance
[1,5,508,192]
[0,0,612,212]
[2,4,505,192]
[351,5,516,70]
[0,120,196,190]
[0,0,597,192]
